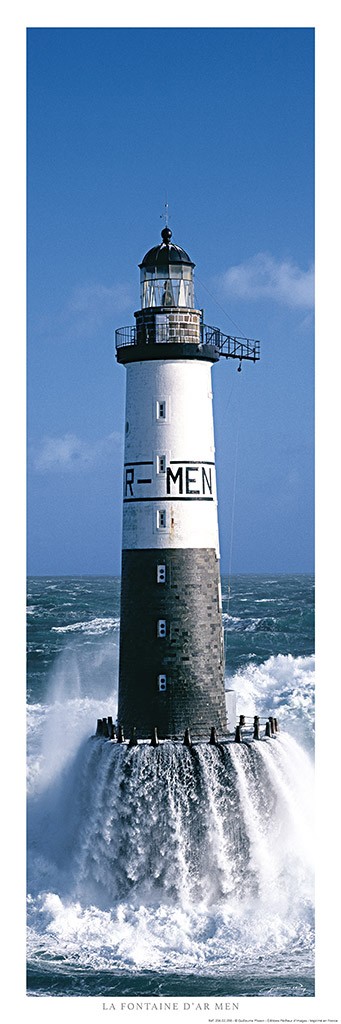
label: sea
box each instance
[27,573,315,998]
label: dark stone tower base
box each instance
[117,548,227,740]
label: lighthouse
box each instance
[115,226,259,742]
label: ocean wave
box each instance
[26,892,314,977]
[26,649,314,795]
[222,612,276,632]
[226,653,315,747]
[26,696,116,794]
[222,613,242,625]
[52,617,119,636]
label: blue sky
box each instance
[27,26,314,575]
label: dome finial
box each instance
[161,226,172,246]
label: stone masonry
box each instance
[118,547,228,740]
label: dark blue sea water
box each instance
[27,574,314,998]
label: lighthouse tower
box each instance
[115,227,259,742]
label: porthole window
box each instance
[157,564,166,583]
[158,674,167,692]
[157,619,167,638]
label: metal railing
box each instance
[115,325,137,347]
[214,331,260,362]
[115,322,260,362]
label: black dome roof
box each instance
[139,228,195,270]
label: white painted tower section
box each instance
[122,357,220,553]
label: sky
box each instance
[27,26,315,575]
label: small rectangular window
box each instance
[157,564,166,583]
[157,619,167,638]
[157,400,166,420]
[157,509,166,529]
[158,674,167,692]
[157,454,166,474]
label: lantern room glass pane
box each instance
[169,266,182,278]
[140,266,194,309]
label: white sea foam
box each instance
[27,736,314,977]
[222,612,276,632]
[52,616,119,635]
[27,647,314,792]
[26,891,314,975]
[222,612,241,622]
[226,653,315,747]
[26,624,315,984]
[27,633,119,792]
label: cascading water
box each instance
[27,734,314,994]
[27,574,314,996]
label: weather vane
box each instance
[160,198,170,227]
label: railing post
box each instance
[128,726,138,748]
[108,720,116,740]
[183,727,192,748]
[150,726,159,747]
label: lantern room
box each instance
[139,226,195,309]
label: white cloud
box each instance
[68,282,133,317]
[32,281,135,341]
[219,253,314,309]
[33,431,122,472]
[62,281,134,338]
